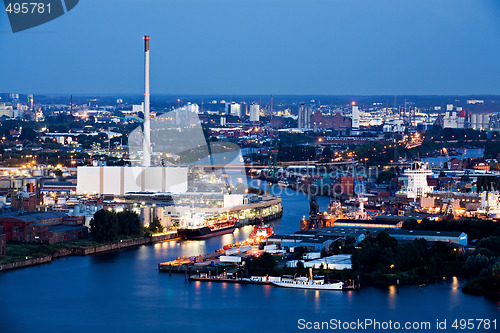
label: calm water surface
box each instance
[0,181,498,333]
[422,148,484,167]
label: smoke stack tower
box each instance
[143,35,151,167]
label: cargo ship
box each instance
[177,212,238,239]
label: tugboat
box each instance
[177,212,237,239]
[249,217,274,244]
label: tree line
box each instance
[90,210,143,242]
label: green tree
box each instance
[296,260,306,275]
[90,209,119,242]
[476,236,500,257]
[377,231,398,249]
[148,217,163,234]
[117,210,142,237]
[19,128,38,141]
[377,170,395,183]
[320,147,334,162]
[402,218,418,230]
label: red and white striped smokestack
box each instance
[143,35,151,167]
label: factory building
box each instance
[470,113,490,131]
[286,254,352,270]
[0,211,87,244]
[76,166,188,196]
[298,103,313,129]
[386,230,467,246]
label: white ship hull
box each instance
[272,281,343,290]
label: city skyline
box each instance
[1,0,499,95]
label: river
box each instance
[422,148,484,167]
[0,180,497,333]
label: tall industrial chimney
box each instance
[143,35,151,167]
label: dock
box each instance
[158,251,226,274]
[188,275,273,285]
[187,274,359,290]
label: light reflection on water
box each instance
[388,285,397,310]
[314,290,320,311]
[449,276,460,311]
[0,181,498,332]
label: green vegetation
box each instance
[246,252,280,276]
[0,240,99,264]
[461,236,500,298]
[277,144,316,162]
[90,209,142,242]
[351,231,460,284]
[147,218,164,234]
[403,218,500,241]
[402,218,500,298]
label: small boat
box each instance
[272,274,343,290]
[277,178,290,188]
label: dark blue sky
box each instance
[1,0,499,95]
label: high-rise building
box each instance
[351,103,360,131]
[240,102,248,117]
[186,103,200,114]
[230,102,242,118]
[250,104,260,122]
[298,103,312,129]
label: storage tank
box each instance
[11,178,23,188]
[471,114,478,129]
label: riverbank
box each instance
[0,232,178,272]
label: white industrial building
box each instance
[286,254,352,270]
[383,119,405,133]
[76,166,188,195]
[470,113,490,131]
[132,103,144,113]
[443,111,466,129]
[298,103,313,129]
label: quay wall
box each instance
[0,232,179,272]
[0,256,52,271]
